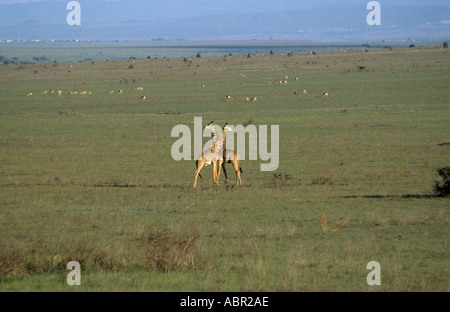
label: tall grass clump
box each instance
[140,230,199,272]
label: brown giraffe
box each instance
[216,123,243,186]
[193,121,222,187]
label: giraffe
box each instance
[193,121,221,188]
[216,123,243,186]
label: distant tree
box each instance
[196,53,201,58]
[269,50,275,55]
[444,42,449,49]
[409,44,415,48]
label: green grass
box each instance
[0,45,449,291]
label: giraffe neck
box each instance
[213,128,224,155]
[210,127,217,153]
[221,128,227,148]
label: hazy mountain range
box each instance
[0,0,449,41]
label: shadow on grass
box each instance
[340,194,443,199]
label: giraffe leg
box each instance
[232,160,242,186]
[217,160,223,185]
[221,162,228,182]
[194,160,205,188]
[213,161,219,185]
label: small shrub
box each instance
[272,172,292,187]
[311,167,334,185]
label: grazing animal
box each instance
[26,92,32,96]
[251,97,257,102]
[135,86,144,91]
[109,90,114,94]
[140,95,146,100]
[322,92,328,97]
[302,89,307,95]
[42,90,48,94]
[80,91,87,95]
[226,95,234,102]
[57,90,62,95]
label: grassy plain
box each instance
[0,45,449,291]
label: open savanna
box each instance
[0,45,448,291]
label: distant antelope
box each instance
[294,91,299,95]
[226,95,234,102]
[80,91,87,95]
[57,90,62,95]
[118,89,123,93]
[140,95,146,100]
[322,92,328,97]
[251,97,257,102]
[109,90,114,94]
[42,90,48,94]
[135,86,144,91]
[26,92,32,96]
[302,89,307,95]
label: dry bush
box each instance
[272,171,292,187]
[0,248,32,278]
[141,230,199,272]
[311,167,334,185]
[434,167,450,197]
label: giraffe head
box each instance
[223,122,233,133]
[204,121,214,129]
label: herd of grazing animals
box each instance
[22,58,330,189]
[224,73,328,105]
[28,85,146,100]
